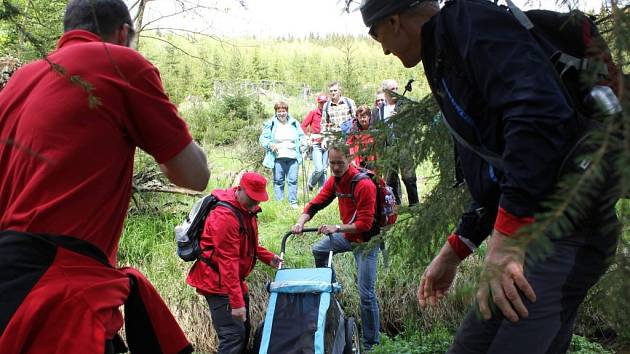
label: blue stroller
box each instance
[254,228,361,354]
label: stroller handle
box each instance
[279,228,334,269]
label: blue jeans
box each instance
[273,158,298,205]
[312,233,381,348]
[308,144,328,188]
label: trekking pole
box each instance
[301,151,309,207]
[402,79,414,97]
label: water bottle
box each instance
[175,223,195,261]
[175,224,189,244]
[383,194,394,216]
[584,85,623,118]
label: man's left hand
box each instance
[476,230,536,323]
[318,224,339,234]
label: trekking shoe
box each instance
[290,204,299,210]
[307,184,315,192]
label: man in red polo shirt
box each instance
[292,141,381,350]
[187,172,282,354]
[0,0,208,353]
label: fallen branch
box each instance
[133,184,205,197]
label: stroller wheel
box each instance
[344,317,361,354]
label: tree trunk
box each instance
[132,0,148,49]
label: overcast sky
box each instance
[132,0,612,39]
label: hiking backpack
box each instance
[335,169,398,239]
[441,1,624,175]
[175,194,245,262]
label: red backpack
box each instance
[335,168,398,235]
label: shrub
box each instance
[569,334,613,354]
[370,326,453,354]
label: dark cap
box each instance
[360,0,423,27]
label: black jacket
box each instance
[422,0,580,223]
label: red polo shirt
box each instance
[0,30,192,265]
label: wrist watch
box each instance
[334,224,341,233]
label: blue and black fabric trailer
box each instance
[255,229,360,354]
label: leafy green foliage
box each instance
[0,0,65,59]
[370,326,453,354]
[569,334,613,354]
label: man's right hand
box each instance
[418,241,462,308]
[231,307,246,322]
[291,223,304,234]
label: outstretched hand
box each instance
[418,241,461,307]
[476,230,536,323]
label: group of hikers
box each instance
[0,1,625,354]
[259,79,419,210]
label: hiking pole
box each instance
[402,79,414,97]
[301,151,309,207]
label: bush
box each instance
[370,326,453,354]
[179,92,266,147]
[569,335,613,354]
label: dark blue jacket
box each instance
[422,0,580,228]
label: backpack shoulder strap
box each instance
[348,170,373,203]
[213,201,246,234]
[343,97,355,117]
[441,114,505,171]
[323,101,331,123]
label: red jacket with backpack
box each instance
[186,187,275,309]
[304,165,377,243]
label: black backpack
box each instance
[175,194,245,266]
[442,2,624,175]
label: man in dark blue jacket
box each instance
[360,0,620,353]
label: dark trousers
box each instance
[387,165,419,206]
[449,203,619,353]
[206,294,250,354]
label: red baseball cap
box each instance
[316,94,328,103]
[239,172,269,202]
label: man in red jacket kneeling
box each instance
[187,172,282,354]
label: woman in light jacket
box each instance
[259,101,305,209]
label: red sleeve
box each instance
[124,65,192,163]
[351,179,377,233]
[207,207,245,308]
[256,245,275,265]
[304,177,336,216]
[301,111,314,133]
[447,233,473,260]
[494,207,534,237]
